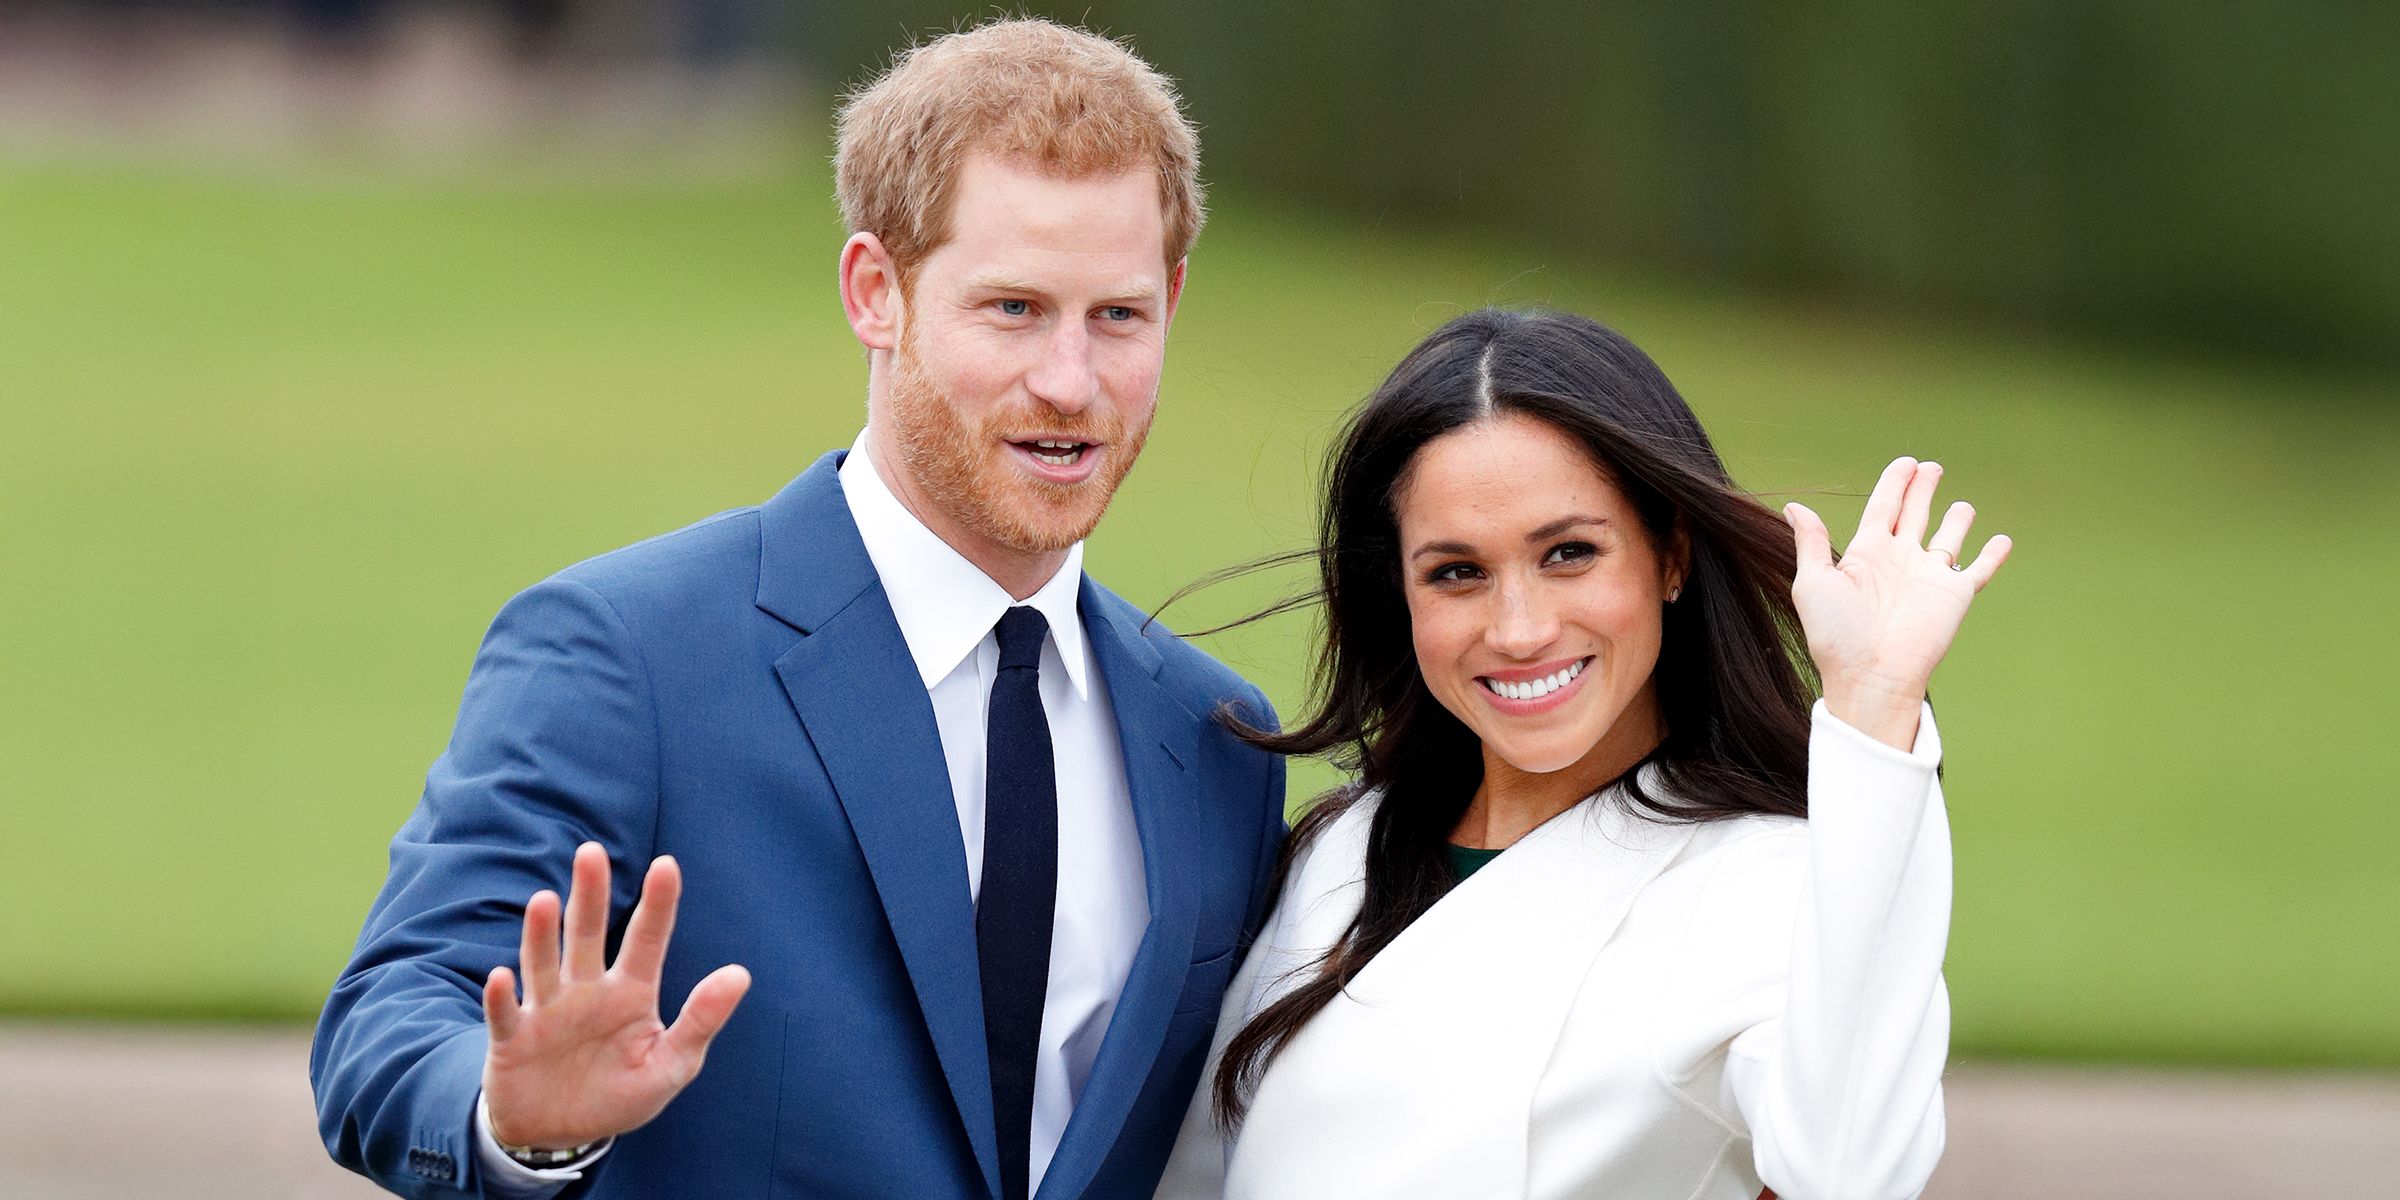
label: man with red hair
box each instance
[313,19,1285,1199]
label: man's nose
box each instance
[1023,317,1100,415]
[1486,575,1558,658]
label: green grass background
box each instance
[2,149,2395,1065]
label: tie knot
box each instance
[994,606,1049,672]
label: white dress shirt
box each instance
[479,431,1150,1197]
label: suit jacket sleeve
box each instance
[311,576,664,1198]
[1723,700,1950,1200]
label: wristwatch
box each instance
[494,1134,603,1169]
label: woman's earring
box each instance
[1667,586,1681,603]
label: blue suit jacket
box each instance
[312,452,1287,1199]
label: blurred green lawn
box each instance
[2,151,2395,1066]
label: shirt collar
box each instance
[839,429,1090,699]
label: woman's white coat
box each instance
[1154,702,1951,1200]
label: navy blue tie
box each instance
[980,606,1056,1200]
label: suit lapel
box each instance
[1035,583,1202,1200]
[758,454,1001,1200]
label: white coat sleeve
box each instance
[1724,700,1951,1200]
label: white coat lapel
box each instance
[1227,780,1699,1200]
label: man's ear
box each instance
[840,232,901,351]
[1161,257,1187,329]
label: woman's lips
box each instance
[1477,655,1594,714]
[1006,438,1102,484]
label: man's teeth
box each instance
[1028,439,1087,466]
[1485,658,1587,701]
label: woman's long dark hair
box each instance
[1210,308,1818,1127]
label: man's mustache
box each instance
[988,410,1121,443]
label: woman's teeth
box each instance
[1029,439,1086,466]
[1483,658,1587,702]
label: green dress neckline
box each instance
[1446,842,1506,881]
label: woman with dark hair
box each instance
[1154,309,2009,1200]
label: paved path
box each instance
[0,1023,380,1200]
[1931,1062,2400,1199]
[2,1022,2396,1198]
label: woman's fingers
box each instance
[1895,461,1942,547]
[563,842,612,981]
[520,888,562,1003]
[662,964,754,1070]
[1927,500,1975,568]
[1857,456,1920,541]
[1784,502,1835,576]
[613,856,684,986]
[1961,533,2014,591]
[484,966,523,1042]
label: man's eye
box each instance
[998,299,1031,317]
[1101,305,1134,321]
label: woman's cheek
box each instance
[1410,602,1479,716]
[1590,576,1660,650]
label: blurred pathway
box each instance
[0,1022,2395,1198]
[1930,1062,2400,1199]
[0,1022,379,1200]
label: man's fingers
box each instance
[1896,461,1942,546]
[662,964,753,1069]
[1927,500,1975,566]
[1857,456,1919,541]
[521,889,562,1003]
[1962,533,2014,591]
[485,966,522,1042]
[563,842,612,981]
[1784,502,1835,576]
[613,856,684,986]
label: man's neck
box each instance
[861,434,1068,603]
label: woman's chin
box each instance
[1485,738,1601,778]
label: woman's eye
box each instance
[998,299,1031,317]
[1544,541,1597,565]
[1430,562,1481,583]
[1101,305,1134,321]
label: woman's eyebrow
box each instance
[1410,516,1608,560]
[1526,515,1608,541]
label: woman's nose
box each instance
[1485,576,1558,657]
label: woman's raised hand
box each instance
[1784,457,2011,751]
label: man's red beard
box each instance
[882,331,1151,556]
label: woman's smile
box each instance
[1476,655,1594,710]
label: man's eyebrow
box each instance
[1527,515,1609,541]
[961,274,1161,303]
[962,273,1043,293]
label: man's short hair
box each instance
[834,18,1204,286]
